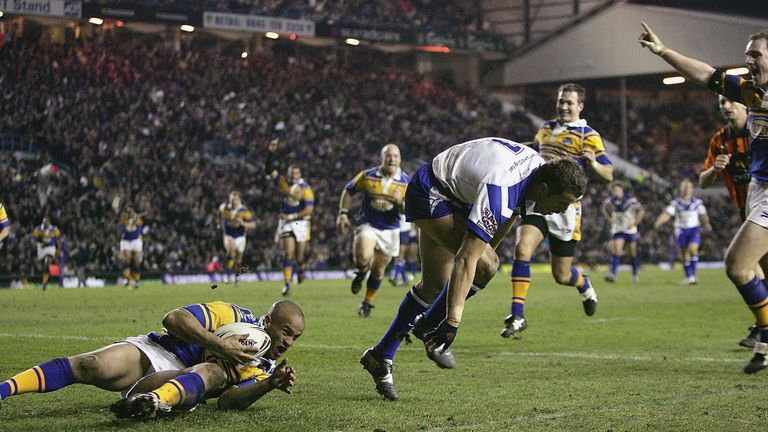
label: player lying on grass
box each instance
[0,300,304,415]
[360,137,586,400]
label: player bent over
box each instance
[0,300,304,416]
[359,137,586,400]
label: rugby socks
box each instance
[631,257,640,277]
[373,288,429,360]
[610,256,620,278]
[148,372,206,409]
[406,261,418,279]
[683,260,693,279]
[282,259,293,284]
[131,262,141,284]
[736,277,768,342]
[364,277,383,305]
[419,282,484,330]
[0,358,75,400]
[569,267,590,294]
[690,256,699,279]
[122,263,131,281]
[511,260,531,317]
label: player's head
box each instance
[718,95,747,123]
[529,157,586,214]
[380,144,401,175]
[610,181,625,198]
[287,165,302,184]
[42,216,51,227]
[747,30,768,88]
[229,191,241,207]
[679,179,693,198]
[556,83,585,123]
[262,300,305,360]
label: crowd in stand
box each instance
[0,34,530,278]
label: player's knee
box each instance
[725,252,752,283]
[475,251,500,285]
[70,354,109,383]
[194,362,227,389]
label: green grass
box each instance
[0,267,763,431]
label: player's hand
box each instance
[336,214,350,233]
[216,334,260,364]
[714,154,731,171]
[581,148,596,163]
[423,320,459,352]
[267,359,296,394]
[639,22,667,55]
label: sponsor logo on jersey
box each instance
[480,207,498,235]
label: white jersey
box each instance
[431,137,545,242]
[664,197,706,229]
[605,195,643,235]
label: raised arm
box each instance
[639,22,716,86]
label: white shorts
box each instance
[279,219,311,243]
[746,180,768,229]
[536,203,579,242]
[117,335,186,396]
[224,234,246,253]
[355,224,400,257]
[120,238,143,253]
[37,245,56,261]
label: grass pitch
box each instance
[0,267,763,431]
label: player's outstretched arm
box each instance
[653,212,671,229]
[162,308,259,364]
[217,360,296,410]
[639,22,715,86]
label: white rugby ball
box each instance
[213,322,271,358]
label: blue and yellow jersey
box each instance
[220,204,254,238]
[119,211,143,241]
[277,177,314,216]
[345,167,410,230]
[32,224,60,247]
[148,301,259,367]
[0,203,9,230]
[717,74,768,181]
[535,119,612,173]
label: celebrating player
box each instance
[653,180,712,285]
[359,137,586,400]
[0,300,304,416]
[640,23,768,372]
[337,144,410,318]
[266,140,315,297]
[118,206,144,289]
[32,217,61,290]
[218,192,256,285]
[500,83,613,339]
[602,182,645,283]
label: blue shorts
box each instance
[405,163,470,223]
[399,231,411,244]
[675,227,701,248]
[612,232,639,242]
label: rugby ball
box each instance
[213,322,271,358]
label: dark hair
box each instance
[536,157,587,198]
[557,83,586,103]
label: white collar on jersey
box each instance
[558,119,588,128]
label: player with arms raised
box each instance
[266,139,315,297]
[639,23,768,372]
